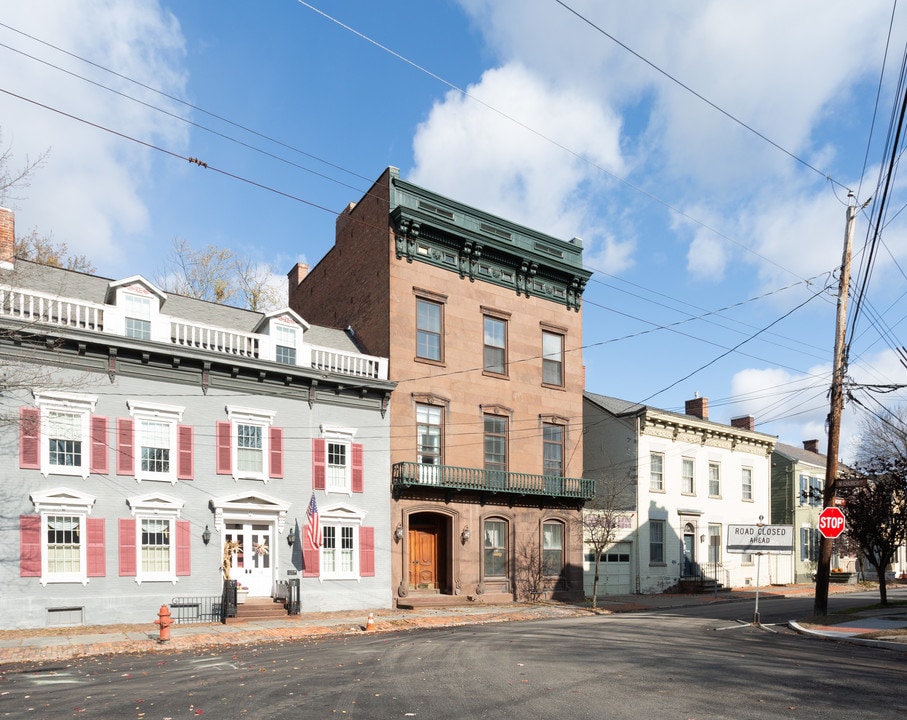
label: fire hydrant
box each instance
[154,604,173,642]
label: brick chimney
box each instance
[287,262,309,292]
[685,395,708,420]
[731,415,755,431]
[0,207,14,269]
[803,439,820,454]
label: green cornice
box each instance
[388,169,592,311]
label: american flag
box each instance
[305,493,321,548]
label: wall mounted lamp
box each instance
[461,525,471,545]
[287,528,297,547]
[202,525,211,546]
[394,523,404,543]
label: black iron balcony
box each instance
[392,461,595,501]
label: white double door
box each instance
[225,522,274,597]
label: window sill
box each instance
[681,491,696,497]
[414,356,446,368]
[649,487,665,494]
[482,370,509,380]
[541,382,566,392]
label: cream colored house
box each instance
[584,392,781,595]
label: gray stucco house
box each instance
[1,208,394,629]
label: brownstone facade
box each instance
[289,168,593,604]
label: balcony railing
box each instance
[0,287,105,331]
[392,461,595,500]
[0,284,389,381]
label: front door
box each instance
[226,522,273,596]
[683,532,696,576]
[409,524,439,589]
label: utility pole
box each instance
[814,193,857,616]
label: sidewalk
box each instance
[1,583,902,666]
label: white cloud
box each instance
[409,62,624,245]
[0,0,187,269]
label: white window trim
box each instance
[128,401,185,484]
[649,451,665,492]
[681,457,695,495]
[226,405,276,482]
[741,467,754,501]
[30,487,96,586]
[321,425,357,496]
[127,492,183,585]
[318,503,365,582]
[34,391,98,480]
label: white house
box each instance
[583,392,780,594]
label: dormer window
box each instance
[274,324,297,365]
[123,293,152,340]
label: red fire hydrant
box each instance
[154,604,173,642]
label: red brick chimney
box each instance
[803,439,820,454]
[287,262,309,292]
[0,207,14,268]
[685,395,708,420]
[731,415,755,431]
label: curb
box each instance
[787,621,907,652]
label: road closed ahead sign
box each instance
[727,524,794,554]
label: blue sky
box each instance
[2,1,906,460]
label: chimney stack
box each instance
[0,207,14,269]
[287,262,309,292]
[685,395,708,420]
[731,415,755,431]
[803,439,820,454]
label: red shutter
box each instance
[352,443,364,493]
[19,407,40,470]
[312,438,326,490]
[176,520,191,576]
[87,517,106,577]
[20,515,41,576]
[177,425,193,480]
[216,421,232,475]
[360,526,375,577]
[302,524,320,577]
[118,518,136,576]
[116,418,134,476]
[90,415,109,475]
[269,427,283,479]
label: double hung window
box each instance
[543,521,564,575]
[23,488,99,586]
[708,462,721,497]
[484,520,508,577]
[650,519,665,563]
[543,423,564,477]
[483,315,507,375]
[650,452,665,491]
[274,324,297,365]
[123,292,152,340]
[416,298,443,361]
[28,392,99,479]
[741,467,753,501]
[218,406,281,482]
[682,458,695,494]
[124,401,186,484]
[542,330,564,386]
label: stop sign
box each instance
[818,506,846,539]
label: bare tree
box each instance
[513,536,550,603]
[158,238,285,311]
[837,457,907,605]
[582,469,636,608]
[15,228,95,273]
[855,405,907,465]
[0,129,49,207]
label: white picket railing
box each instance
[170,319,259,358]
[0,285,388,381]
[309,345,388,380]
[0,287,105,330]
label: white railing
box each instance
[0,286,105,330]
[1,285,389,381]
[170,319,259,358]
[309,344,388,380]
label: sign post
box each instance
[726,520,794,628]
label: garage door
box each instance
[584,542,632,595]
